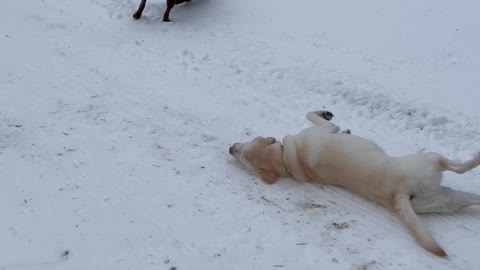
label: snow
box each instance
[1,0,480,269]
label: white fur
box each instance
[231,111,480,256]
[281,111,480,256]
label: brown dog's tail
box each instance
[393,193,447,257]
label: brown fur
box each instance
[133,0,190,22]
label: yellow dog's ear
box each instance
[265,137,276,144]
[256,169,278,184]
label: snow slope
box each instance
[1,0,480,269]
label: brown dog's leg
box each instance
[133,0,147,20]
[163,0,175,22]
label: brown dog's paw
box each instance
[133,12,142,20]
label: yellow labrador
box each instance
[229,111,480,257]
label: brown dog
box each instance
[133,0,191,22]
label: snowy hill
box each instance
[1,0,480,269]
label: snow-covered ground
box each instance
[2,0,480,269]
